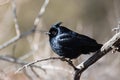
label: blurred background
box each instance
[0,0,120,80]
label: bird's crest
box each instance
[52,22,62,28]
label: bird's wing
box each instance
[59,32,98,48]
[74,33,98,46]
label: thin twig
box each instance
[33,0,49,29]
[19,0,50,59]
[0,0,49,50]
[30,67,41,78]
[16,57,77,73]
[24,69,33,80]
[0,55,44,70]
[0,0,20,50]
[12,0,21,36]
[0,36,20,50]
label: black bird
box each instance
[47,22,102,59]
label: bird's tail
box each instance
[88,44,103,53]
[91,44,103,52]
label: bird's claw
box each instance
[60,56,66,61]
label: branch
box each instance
[33,0,49,29]
[21,0,50,60]
[0,0,49,50]
[0,55,44,70]
[0,0,20,50]
[0,55,45,80]
[74,31,120,80]
[12,0,21,36]
[16,57,77,73]
[13,30,120,80]
[15,30,120,80]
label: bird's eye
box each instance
[49,28,58,36]
[51,30,57,35]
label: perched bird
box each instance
[47,22,102,59]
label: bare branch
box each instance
[16,57,77,73]
[30,67,41,78]
[74,31,120,80]
[23,69,34,80]
[0,36,19,50]
[33,0,49,29]
[15,29,120,80]
[12,0,21,36]
[19,0,50,60]
[0,55,44,70]
[1,0,120,80]
[0,0,20,50]
[0,0,49,50]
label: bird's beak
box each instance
[45,32,50,35]
[34,30,50,35]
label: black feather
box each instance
[48,22,102,59]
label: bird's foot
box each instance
[67,59,79,70]
[59,57,78,70]
[60,56,66,61]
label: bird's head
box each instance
[47,22,62,37]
